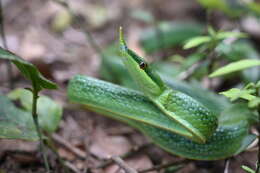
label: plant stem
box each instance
[32,88,50,172]
[111,156,138,173]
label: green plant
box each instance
[183,27,246,50]
[0,47,61,172]
[67,29,255,160]
[210,59,260,78]
[210,59,260,172]
[181,27,249,82]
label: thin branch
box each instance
[177,48,216,81]
[111,156,138,173]
[65,161,83,173]
[138,159,190,173]
[224,159,230,173]
[45,135,70,173]
[52,133,86,159]
[177,59,205,80]
[96,143,152,169]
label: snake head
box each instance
[119,27,219,144]
[119,27,166,98]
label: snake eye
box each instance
[139,62,147,69]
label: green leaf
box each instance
[0,94,38,140]
[8,88,63,133]
[248,97,260,108]
[220,88,256,102]
[183,36,210,49]
[241,165,255,173]
[215,40,260,83]
[0,47,57,91]
[216,31,247,40]
[209,59,260,77]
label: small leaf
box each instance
[220,88,256,102]
[183,36,210,49]
[209,59,260,77]
[0,94,38,140]
[216,31,247,40]
[241,165,255,173]
[8,88,63,133]
[248,97,260,108]
[0,47,57,91]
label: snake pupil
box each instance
[139,62,147,69]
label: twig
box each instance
[31,87,50,172]
[138,159,189,173]
[96,143,152,169]
[177,59,204,80]
[52,133,86,159]
[0,0,13,89]
[224,159,230,173]
[45,135,70,173]
[83,121,94,172]
[111,156,138,173]
[65,161,83,173]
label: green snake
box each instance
[67,28,256,160]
